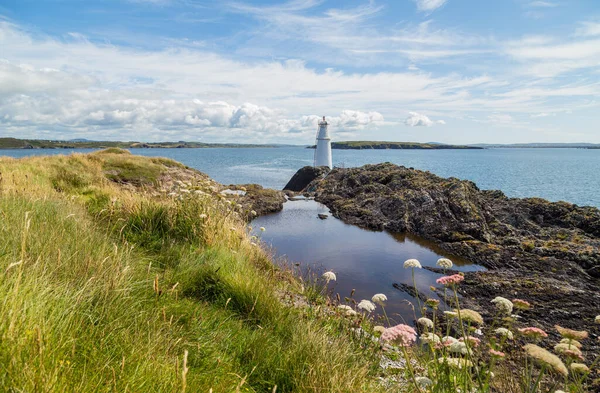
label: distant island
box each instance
[0,138,283,150]
[307,141,482,150]
[470,142,600,148]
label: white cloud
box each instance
[575,22,600,37]
[487,114,514,124]
[404,112,442,127]
[414,0,448,12]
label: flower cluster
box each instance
[435,274,464,286]
[357,299,376,313]
[380,324,417,347]
[436,258,453,269]
[518,327,548,339]
[321,271,337,282]
[403,258,422,269]
[371,293,387,305]
[491,296,513,314]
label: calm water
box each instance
[251,199,483,322]
[2,147,599,207]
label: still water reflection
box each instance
[251,199,484,324]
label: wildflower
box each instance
[554,343,582,357]
[512,298,531,310]
[436,258,453,269]
[199,214,208,219]
[444,311,458,319]
[449,341,471,355]
[425,298,440,308]
[560,338,582,349]
[555,325,588,341]
[357,299,376,313]
[322,271,337,282]
[371,293,387,305]
[596,315,600,324]
[250,210,257,216]
[491,297,514,314]
[437,357,473,369]
[459,336,481,347]
[458,309,484,325]
[380,324,417,347]
[230,227,236,231]
[489,349,505,358]
[259,227,266,232]
[420,333,441,345]
[523,344,568,376]
[345,309,357,317]
[417,317,434,329]
[373,326,386,334]
[403,259,422,269]
[414,376,433,388]
[337,305,352,312]
[474,329,483,336]
[494,328,514,340]
[442,336,458,346]
[570,363,590,374]
[518,327,548,339]
[436,274,464,286]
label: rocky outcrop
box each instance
[283,166,329,192]
[301,163,600,336]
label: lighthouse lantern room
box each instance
[314,116,332,169]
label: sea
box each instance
[2,146,599,207]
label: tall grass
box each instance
[0,151,382,392]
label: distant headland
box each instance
[0,137,284,150]
[307,141,482,150]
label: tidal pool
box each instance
[251,199,484,324]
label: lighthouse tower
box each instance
[314,116,332,169]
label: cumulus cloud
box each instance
[414,0,448,12]
[404,112,443,127]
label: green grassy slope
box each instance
[0,150,381,392]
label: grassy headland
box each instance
[0,150,381,392]
[0,137,280,149]
[307,141,482,150]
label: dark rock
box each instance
[283,166,329,192]
[305,162,600,336]
[318,213,328,219]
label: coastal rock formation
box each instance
[283,165,329,192]
[301,163,600,336]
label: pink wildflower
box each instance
[489,349,506,358]
[380,324,417,347]
[459,336,481,347]
[518,327,548,339]
[563,350,584,361]
[436,274,464,286]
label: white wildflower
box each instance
[414,376,433,388]
[436,258,453,269]
[494,327,514,340]
[338,305,352,311]
[449,341,471,355]
[595,315,600,324]
[442,336,458,345]
[444,311,458,318]
[250,210,257,216]
[371,293,387,305]
[420,333,441,345]
[357,300,376,313]
[373,326,386,334]
[403,259,422,269]
[322,271,336,282]
[491,296,514,314]
[259,227,266,232]
[199,214,208,219]
[417,317,434,329]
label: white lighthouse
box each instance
[314,116,332,169]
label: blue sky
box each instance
[1,0,599,144]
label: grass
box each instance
[0,150,382,392]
